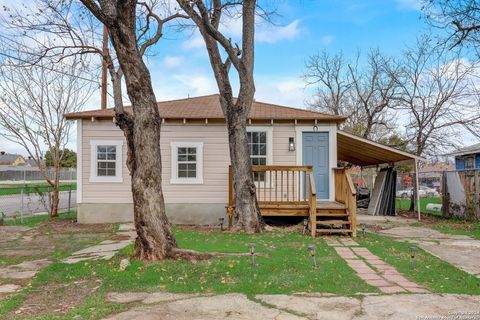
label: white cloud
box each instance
[395,0,422,11]
[182,19,302,50]
[182,31,205,50]
[162,56,183,69]
[257,20,302,44]
[321,35,334,45]
[255,76,311,108]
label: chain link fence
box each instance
[0,167,77,221]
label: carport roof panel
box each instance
[337,131,425,166]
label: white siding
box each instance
[81,121,301,204]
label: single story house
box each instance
[66,94,423,236]
[0,152,26,166]
[448,143,480,171]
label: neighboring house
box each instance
[0,152,25,166]
[24,157,46,168]
[449,143,480,171]
[65,94,422,232]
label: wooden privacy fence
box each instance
[442,169,480,220]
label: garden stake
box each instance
[308,245,317,269]
[248,243,256,268]
[409,246,417,270]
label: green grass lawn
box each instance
[0,182,77,196]
[396,197,442,215]
[0,229,377,319]
[3,211,77,227]
[411,218,480,240]
[356,232,480,294]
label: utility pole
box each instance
[101,25,108,110]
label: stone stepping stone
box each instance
[0,284,21,293]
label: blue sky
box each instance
[1,0,437,154]
[88,0,429,111]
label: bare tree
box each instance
[424,0,480,53]
[1,0,205,261]
[0,58,94,217]
[392,37,480,156]
[304,51,359,129]
[348,49,400,139]
[176,0,264,232]
[304,49,399,140]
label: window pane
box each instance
[97,168,106,176]
[107,168,116,176]
[252,144,259,155]
[178,163,187,170]
[107,162,116,169]
[107,153,116,160]
[187,170,197,178]
[187,154,196,161]
[187,163,196,171]
[188,148,196,155]
[258,158,266,165]
[247,132,252,143]
[253,132,259,143]
[97,153,106,160]
[178,154,187,161]
[107,146,116,153]
[178,170,187,178]
[98,162,107,169]
[259,144,266,155]
[259,132,266,143]
[97,145,106,153]
[178,147,187,155]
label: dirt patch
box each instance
[34,219,114,235]
[110,234,132,241]
[0,220,115,259]
[6,279,102,319]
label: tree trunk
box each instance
[49,164,60,218]
[225,105,263,232]
[106,4,177,260]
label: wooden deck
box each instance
[227,166,357,237]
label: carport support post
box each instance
[415,159,421,221]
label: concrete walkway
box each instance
[63,223,136,264]
[101,292,480,320]
[358,214,480,278]
[324,237,428,293]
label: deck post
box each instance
[227,166,234,229]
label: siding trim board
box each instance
[76,120,83,203]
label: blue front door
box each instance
[303,132,329,199]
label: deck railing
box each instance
[227,165,316,227]
[333,168,357,236]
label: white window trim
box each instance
[89,140,124,183]
[170,142,204,184]
[246,126,273,165]
[295,124,337,201]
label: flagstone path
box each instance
[63,223,136,264]
[101,291,480,320]
[324,237,429,294]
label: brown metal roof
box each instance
[337,131,425,166]
[65,94,346,122]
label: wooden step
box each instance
[316,228,352,234]
[316,212,350,217]
[316,220,351,225]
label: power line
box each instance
[0,51,102,85]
